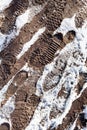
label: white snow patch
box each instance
[16,5,44,35]
[36,61,55,96]
[0,96,15,126]
[0,33,7,51]
[82,127,87,130]
[54,15,76,36]
[1,2,87,130]
[69,118,77,130]
[20,63,30,72]
[0,30,17,52]
[0,62,34,126]
[1,96,15,118]
[0,77,14,105]
[25,11,87,130]
[16,27,46,59]
[83,105,87,120]
[0,62,31,106]
[0,0,13,12]
[0,4,44,52]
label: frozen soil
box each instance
[0,0,87,130]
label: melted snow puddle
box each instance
[0,4,44,52]
[25,14,87,130]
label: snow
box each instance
[16,27,46,59]
[0,61,42,128]
[0,4,44,52]
[0,1,87,130]
[26,50,74,129]
[36,61,55,96]
[83,105,87,119]
[0,0,13,12]
[0,96,15,126]
[0,77,14,105]
[69,118,77,130]
[0,63,30,108]
[0,62,34,126]
[20,63,30,72]
[1,96,15,118]
[81,0,87,6]
[54,15,76,36]
[25,10,87,130]
[15,5,44,35]
[0,30,17,52]
[0,33,7,51]
[82,128,87,130]
[0,118,9,125]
